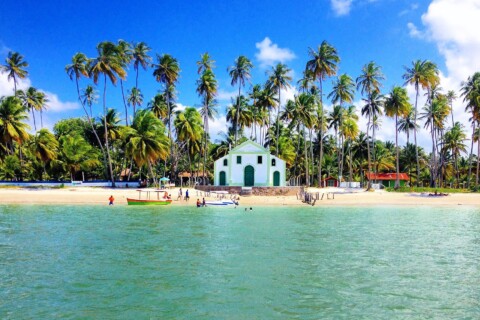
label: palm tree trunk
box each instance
[31,109,37,131]
[318,80,324,187]
[309,128,314,185]
[430,123,436,188]
[303,126,309,186]
[235,86,241,145]
[349,139,353,187]
[74,78,107,178]
[120,80,129,126]
[395,115,400,189]
[366,112,372,190]
[413,87,420,186]
[148,160,157,187]
[476,135,480,188]
[203,110,208,186]
[103,75,115,188]
[275,90,281,156]
[467,122,475,188]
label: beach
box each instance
[1,187,479,207]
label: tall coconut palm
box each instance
[266,63,292,156]
[403,59,440,186]
[0,96,30,154]
[305,41,340,186]
[1,51,29,95]
[249,84,262,141]
[153,54,180,170]
[196,68,218,184]
[257,86,278,146]
[148,93,169,121]
[341,106,359,186]
[420,96,449,187]
[174,107,204,181]
[384,86,411,188]
[443,122,467,187]
[116,40,133,125]
[292,93,315,185]
[126,109,169,186]
[446,90,457,126]
[226,95,253,136]
[328,73,355,180]
[461,72,480,187]
[127,87,143,115]
[197,52,215,74]
[356,61,384,188]
[131,42,152,90]
[66,54,105,155]
[397,110,417,144]
[89,41,127,187]
[16,87,44,131]
[228,56,253,145]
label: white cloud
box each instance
[0,72,31,96]
[216,89,237,102]
[407,22,424,39]
[42,91,79,112]
[405,0,480,154]
[330,0,353,16]
[255,37,296,68]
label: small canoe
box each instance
[127,198,172,206]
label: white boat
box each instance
[204,200,238,206]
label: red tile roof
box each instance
[365,172,409,181]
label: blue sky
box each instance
[1,0,479,147]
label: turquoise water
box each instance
[1,205,479,319]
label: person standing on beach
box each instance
[185,189,189,201]
[109,195,114,205]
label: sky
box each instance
[1,0,480,150]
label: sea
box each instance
[1,205,479,319]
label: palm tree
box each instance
[126,109,169,186]
[89,41,127,187]
[443,122,467,187]
[1,51,29,95]
[249,84,262,141]
[403,59,440,186]
[461,72,480,187]
[356,61,384,188]
[384,86,411,188]
[16,87,46,131]
[59,133,100,181]
[228,55,253,145]
[397,110,417,144]
[127,87,143,115]
[305,41,340,185]
[226,96,253,136]
[292,93,315,185]
[341,106,359,186]
[420,96,449,187]
[131,42,152,90]
[0,96,30,154]
[328,73,355,180]
[148,93,169,121]
[257,86,278,146]
[197,68,218,184]
[266,63,292,156]
[174,107,204,182]
[66,54,105,155]
[153,54,180,144]
[446,90,457,126]
[116,40,133,125]
[197,52,215,74]
[29,129,58,179]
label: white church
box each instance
[214,140,286,187]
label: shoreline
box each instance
[0,187,479,207]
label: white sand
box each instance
[0,186,479,207]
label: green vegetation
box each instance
[0,41,480,189]
[386,186,471,194]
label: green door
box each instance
[219,171,226,186]
[273,171,280,186]
[244,165,254,186]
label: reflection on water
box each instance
[0,205,479,319]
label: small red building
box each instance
[365,172,409,188]
[321,176,339,187]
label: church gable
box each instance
[230,140,268,154]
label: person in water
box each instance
[109,195,114,205]
[202,198,206,207]
[196,199,201,207]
